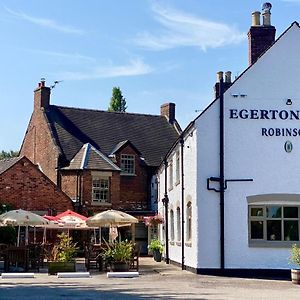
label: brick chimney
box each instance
[248,3,276,65]
[214,71,232,98]
[34,78,51,111]
[161,103,175,124]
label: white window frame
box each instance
[175,150,180,185]
[247,194,300,247]
[170,209,174,241]
[169,161,173,190]
[92,177,110,203]
[186,202,192,242]
[176,206,181,242]
[121,154,135,175]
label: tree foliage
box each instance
[0,150,18,160]
[108,87,127,112]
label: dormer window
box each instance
[121,154,135,175]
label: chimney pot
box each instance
[262,11,271,26]
[251,11,261,26]
[217,71,223,82]
[225,71,232,83]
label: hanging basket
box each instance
[144,214,164,226]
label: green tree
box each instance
[0,150,18,160]
[108,87,127,112]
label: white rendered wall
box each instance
[223,23,300,269]
[157,128,198,269]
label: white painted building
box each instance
[157,6,300,275]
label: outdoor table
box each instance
[4,246,29,272]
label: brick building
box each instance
[20,81,180,252]
[0,156,72,214]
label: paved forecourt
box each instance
[1,258,300,299]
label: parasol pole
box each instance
[99,227,101,244]
[25,225,29,245]
[43,227,46,244]
[34,226,36,243]
[17,225,20,246]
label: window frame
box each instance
[175,150,180,185]
[120,154,135,175]
[248,204,300,247]
[92,177,110,203]
[186,202,192,242]
[169,161,173,190]
[176,206,181,242]
[170,209,175,242]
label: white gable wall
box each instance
[223,23,300,269]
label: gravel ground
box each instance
[0,258,299,300]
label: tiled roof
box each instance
[63,143,120,171]
[46,106,180,167]
[0,157,22,175]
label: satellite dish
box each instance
[262,2,272,12]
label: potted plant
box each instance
[144,214,164,227]
[290,244,300,284]
[102,239,133,272]
[46,232,78,275]
[148,239,163,262]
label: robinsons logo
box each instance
[229,109,300,137]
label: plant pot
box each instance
[291,269,300,284]
[48,261,76,275]
[153,250,162,262]
[110,261,129,272]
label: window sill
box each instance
[176,241,181,246]
[91,202,112,207]
[185,242,192,247]
[249,240,300,248]
[168,186,173,192]
[170,241,175,245]
[175,181,180,186]
[120,173,136,177]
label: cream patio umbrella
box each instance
[86,209,138,242]
[86,209,138,227]
[0,209,49,246]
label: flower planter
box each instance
[48,261,76,275]
[153,250,162,262]
[110,261,129,272]
[291,269,300,284]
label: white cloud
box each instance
[4,7,84,34]
[134,3,245,51]
[29,49,95,62]
[57,58,154,80]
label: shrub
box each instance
[148,239,163,254]
[46,232,78,262]
[290,244,300,267]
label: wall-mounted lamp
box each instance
[286,98,292,105]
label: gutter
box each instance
[163,159,170,264]
[180,137,185,270]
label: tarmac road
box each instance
[0,257,300,300]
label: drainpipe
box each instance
[218,71,225,270]
[180,138,185,270]
[163,159,170,264]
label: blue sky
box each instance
[1,0,300,151]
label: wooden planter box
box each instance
[48,261,76,275]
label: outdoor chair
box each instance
[27,243,43,271]
[84,245,103,271]
[129,243,140,271]
[4,246,29,272]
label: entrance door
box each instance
[135,222,148,255]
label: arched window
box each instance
[176,207,181,241]
[170,209,174,241]
[186,202,192,241]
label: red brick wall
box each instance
[115,145,149,210]
[0,157,73,212]
[20,109,60,184]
